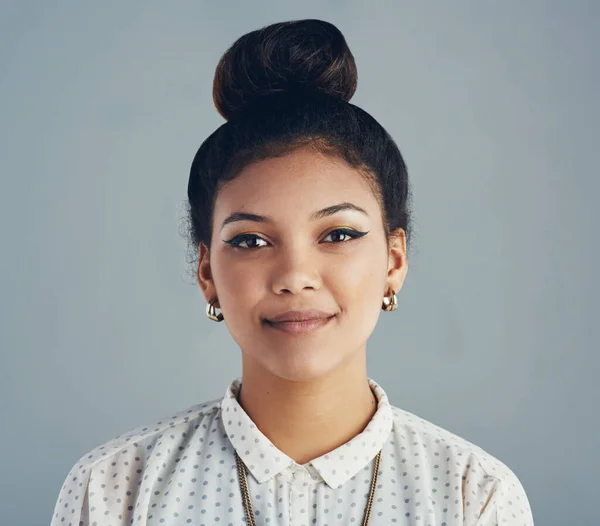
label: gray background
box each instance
[1,2,598,525]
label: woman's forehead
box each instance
[217,150,374,209]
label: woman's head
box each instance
[187,19,413,382]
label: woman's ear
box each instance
[197,242,217,303]
[386,228,408,294]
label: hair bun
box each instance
[213,19,358,121]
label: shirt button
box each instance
[293,470,302,480]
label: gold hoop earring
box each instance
[382,288,398,312]
[206,298,224,322]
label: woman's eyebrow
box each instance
[220,202,368,231]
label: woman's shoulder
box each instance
[389,403,525,486]
[78,396,222,469]
[50,395,224,525]
[387,403,534,524]
[55,397,221,490]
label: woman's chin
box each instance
[259,351,347,383]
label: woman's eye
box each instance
[224,228,368,250]
[322,228,365,243]
[226,234,268,249]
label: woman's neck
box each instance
[237,360,378,465]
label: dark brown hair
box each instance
[185,19,414,273]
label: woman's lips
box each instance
[264,315,336,334]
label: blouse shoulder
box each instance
[389,405,534,525]
[390,404,517,481]
[50,396,222,526]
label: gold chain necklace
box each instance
[235,448,382,526]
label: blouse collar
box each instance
[221,376,393,489]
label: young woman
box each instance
[51,18,534,526]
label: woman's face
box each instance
[198,146,407,382]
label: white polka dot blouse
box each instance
[51,377,534,525]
